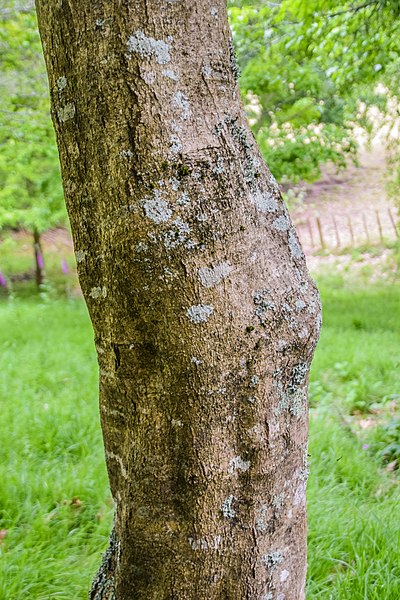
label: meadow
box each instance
[0,256,399,599]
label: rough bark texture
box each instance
[36,2,321,599]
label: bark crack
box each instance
[113,344,121,371]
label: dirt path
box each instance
[291,141,399,278]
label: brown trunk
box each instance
[33,227,44,287]
[35,2,321,598]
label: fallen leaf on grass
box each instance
[385,460,398,472]
[359,419,375,430]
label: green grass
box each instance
[307,275,400,598]
[0,299,111,599]
[310,275,399,414]
[0,275,399,598]
[307,414,400,599]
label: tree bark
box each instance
[35,2,321,598]
[33,227,44,287]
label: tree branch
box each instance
[328,0,380,18]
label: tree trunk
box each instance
[35,2,321,598]
[33,227,44,287]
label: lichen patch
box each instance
[57,102,75,123]
[120,149,134,159]
[188,535,222,551]
[143,191,173,223]
[212,157,225,175]
[256,504,269,532]
[177,191,190,206]
[295,299,307,311]
[89,286,107,299]
[280,569,290,583]
[288,229,304,258]
[172,91,191,120]
[56,76,67,91]
[186,304,214,324]
[75,249,86,263]
[250,374,260,387]
[164,218,191,248]
[273,215,290,232]
[202,64,213,77]
[262,550,284,570]
[273,493,285,511]
[197,262,232,288]
[228,455,250,474]
[143,70,156,85]
[169,134,183,154]
[253,289,275,324]
[127,30,171,64]
[253,189,278,213]
[162,69,179,81]
[293,482,306,506]
[191,356,202,366]
[221,495,236,518]
[105,451,127,478]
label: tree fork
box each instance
[36,1,321,598]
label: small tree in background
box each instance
[0,2,66,287]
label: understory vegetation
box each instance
[0,263,399,599]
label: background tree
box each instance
[35,1,321,598]
[0,1,66,285]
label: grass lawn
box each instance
[307,276,400,599]
[0,276,399,598]
[0,299,111,599]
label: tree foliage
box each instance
[0,2,65,233]
[229,0,400,183]
[0,0,399,221]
